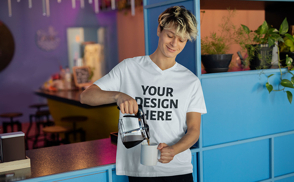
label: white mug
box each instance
[140,143,158,166]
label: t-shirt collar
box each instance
[145,55,178,74]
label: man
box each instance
[80,6,207,182]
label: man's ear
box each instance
[157,25,161,36]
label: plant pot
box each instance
[279,52,294,67]
[201,54,233,73]
[247,44,273,70]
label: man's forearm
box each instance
[172,129,200,155]
[80,85,120,106]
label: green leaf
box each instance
[279,18,289,35]
[285,33,294,43]
[268,74,274,78]
[286,91,293,104]
[288,70,294,76]
[281,79,294,88]
[253,36,260,42]
[241,24,250,34]
[285,39,294,47]
[266,83,273,93]
[291,76,294,84]
[278,37,284,43]
[286,55,293,67]
[268,38,275,47]
[260,21,269,35]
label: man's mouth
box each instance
[166,45,176,53]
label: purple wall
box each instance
[0,0,118,123]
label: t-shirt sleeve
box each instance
[187,79,207,114]
[93,61,124,92]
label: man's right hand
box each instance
[115,92,138,115]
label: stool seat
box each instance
[60,116,87,142]
[43,126,71,133]
[61,116,87,123]
[1,112,23,133]
[0,112,23,118]
[29,104,48,110]
[42,126,71,147]
[35,110,51,116]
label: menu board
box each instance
[72,66,92,87]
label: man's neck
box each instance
[149,50,176,71]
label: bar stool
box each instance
[29,103,48,111]
[26,104,54,149]
[0,112,23,133]
[42,125,71,147]
[61,116,87,142]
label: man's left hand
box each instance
[157,143,176,163]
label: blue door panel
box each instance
[112,169,129,182]
[274,134,294,177]
[275,176,294,182]
[203,139,270,182]
[201,73,294,146]
[41,171,108,182]
[146,1,196,74]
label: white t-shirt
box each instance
[94,55,207,177]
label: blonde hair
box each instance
[158,6,198,42]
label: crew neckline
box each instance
[146,55,178,74]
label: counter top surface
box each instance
[35,89,115,108]
[0,138,117,181]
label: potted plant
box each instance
[201,10,236,73]
[279,34,294,67]
[235,19,287,70]
[262,18,294,103]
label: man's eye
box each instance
[167,34,173,38]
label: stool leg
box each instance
[26,115,34,137]
[73,122,77,141]
[3,122,8,133]
[16,121,22,132]
[33,122,41,149]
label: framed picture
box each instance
[72,66,92,88]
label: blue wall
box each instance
[144,0,294,181]
[0,0,118,123]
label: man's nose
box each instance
[170,37,177,46]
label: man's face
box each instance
[157,25,188,59]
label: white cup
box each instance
[140,143,158,166]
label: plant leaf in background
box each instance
[259,21,269,35]
[241,24,250,34]
[286,91,293,104]
[281,79,294,88]
[286,55,293,67]
[279,18,289,35]
[266,82,273,93]
[268,37,275,47]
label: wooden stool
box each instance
[0,112,23,133]
[29,104,48,112]
[61,116,87,142]
[26,109,54,149]
[42,126,71,147]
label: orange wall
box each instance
[116,7,145,62]
[200,9,265,70]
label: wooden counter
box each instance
[35,90,119,141]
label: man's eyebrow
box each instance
[166,30,175,34]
